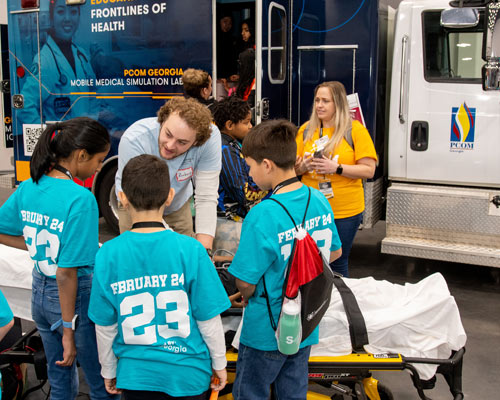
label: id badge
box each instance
[314,135,329,149]
[318,181,334,199]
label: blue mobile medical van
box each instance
[6,0,500,267]
[6,0,389,230]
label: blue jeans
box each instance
[31,270,118,400]
[233,343,311,400]
[330,212,363,278]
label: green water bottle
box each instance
[277,299,301,355]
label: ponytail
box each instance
[30,117,110,183]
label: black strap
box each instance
[131,221,165,229]
[268,186,311,229]
[332,276,369,352]
[53,164,73,180]
[261,187,312,331]
[272,176,299,195]
[262,275,277,331]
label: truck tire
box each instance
[97,163,119,234]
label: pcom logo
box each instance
[450,103,475,152]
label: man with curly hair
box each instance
[116,97,221,252]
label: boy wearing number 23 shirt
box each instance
[89,155,230,399]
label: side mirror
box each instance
[482,62,500,90]
[482,2,500,91]
[441,8,479,28]
[484,1,500,61]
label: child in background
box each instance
[212,96,267,253]
[89,154,230,399]
[228,120,342,400]
[182,68,215,111]
[0,118,115,400]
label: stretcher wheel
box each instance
[376,382,394,400]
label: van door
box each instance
[256,0,291,124]
[7,5,41,181]
[404,8,500,187]
[0,22,14,174]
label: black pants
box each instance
[121,389,210,400]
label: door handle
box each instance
[12,94,24,109]
[261,98,270,120]
[410,121,429,151]
[399,35,409,123]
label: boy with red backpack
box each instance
[228,120,342,399]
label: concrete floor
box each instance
[0,186,499,399]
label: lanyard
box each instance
[131,221,166,229]
[319,127,323,138]
[53,164,73,180]
[272,177,299,195]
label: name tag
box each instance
[318,181,334,199]
[176,167,193,182]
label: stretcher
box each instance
[218,260,467,400]
[0,246,466,399]
[221,301,465,400]
[219,346,465,400]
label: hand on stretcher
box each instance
[211,370,227,393]
[229,291,245,308]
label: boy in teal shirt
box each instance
[89,154,231,399]
[228,120,342,400]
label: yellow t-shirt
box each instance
[296,120,377,219]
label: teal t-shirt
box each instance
[0,289,14,399]
[228,185,342,351]
[0,176,99,278]
[89,230,231,396]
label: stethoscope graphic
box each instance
[46,40,91,86]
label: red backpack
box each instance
[263,187,335,341]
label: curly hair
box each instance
[182,68,211,100]
[157,97,212,146]
[212,96,251,131]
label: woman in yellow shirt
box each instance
[295,81,377,277]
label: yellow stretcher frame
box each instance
[219,347,465,400]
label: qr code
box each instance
[23,124,45,156]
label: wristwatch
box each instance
[206,248,214,258]
[336,164,343,175]
[62,314,78,330]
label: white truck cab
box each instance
[382,0,500,267]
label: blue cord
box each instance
[293,0,366,33]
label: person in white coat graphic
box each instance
[18,0,96,124]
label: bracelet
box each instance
[51,314,78,331]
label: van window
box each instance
[269,3,286,84]
[423,10,484,83]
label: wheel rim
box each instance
[108,183,119,220]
